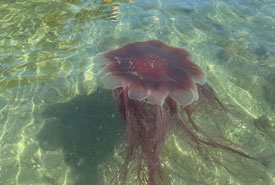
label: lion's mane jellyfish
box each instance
[93,40,258,185]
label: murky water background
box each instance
[0,0,275,184]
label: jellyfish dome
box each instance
[94,39,206,106]
[93,40,257,185]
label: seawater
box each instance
[0,0,275,184]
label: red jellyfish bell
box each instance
[93,40,254,185]
[95,40,206,107]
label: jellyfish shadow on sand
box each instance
[93,40,272,185]
[37,89,124,185]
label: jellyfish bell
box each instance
[93,40,259,185]
[94,40,206,107]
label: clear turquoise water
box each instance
[0,0,275,184]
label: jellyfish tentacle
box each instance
[146,104,167,185]
[178,104,258,161]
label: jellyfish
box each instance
[93,40,260,185]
